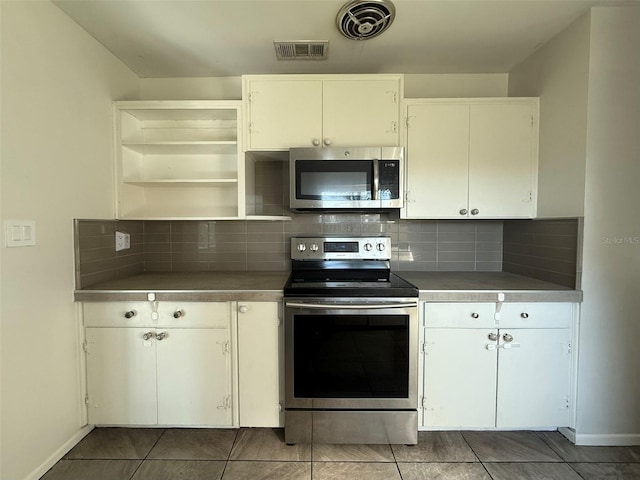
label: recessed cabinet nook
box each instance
[95,74,577,433]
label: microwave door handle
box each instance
[372,160,379,200]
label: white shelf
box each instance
[123,179,238,187]
[122,142,237,155]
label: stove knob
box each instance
[310,243,319,252]
[376,243,386,251]
[297,243,306,252]
[364,243,373,251]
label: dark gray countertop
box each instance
[75,271,582,303]
[399,271,582,302]
[75,271,291,302]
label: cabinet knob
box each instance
[142,332,154,341]
[173,309,184,319]
[323,138,332,146]
[487,332,498,341]
[521,312,529,319]
[238,305,248,314]
[459,209,468,216]
[471,209,479,215]
[156,332,167,341]
[312,138,320,146]
[503,333,513,343]
[471,312,480,319]
[124,310,136,319]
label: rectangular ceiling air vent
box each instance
[274,41,329,60]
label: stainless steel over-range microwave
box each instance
[289,146,404,210]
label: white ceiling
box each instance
[53,0,639,78]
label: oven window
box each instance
[293,314,409,398]
[296,160,373,201]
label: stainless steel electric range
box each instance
[283,236,419,445]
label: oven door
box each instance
[284,298,419,410]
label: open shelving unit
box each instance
[114,101,245,220]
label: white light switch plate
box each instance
[115,231,130,251]
[4,220,36,247]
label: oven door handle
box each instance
[285,301,418,310]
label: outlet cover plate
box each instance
[115,231,130,251]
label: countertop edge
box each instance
[419,289,582,303]
[74,290,284,302]
[75,289,582,303]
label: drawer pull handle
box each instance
[173,310,184,319]
[156,332,167,341]
[142,332,154,341]
[521,312,529,319]
[124,310,136,319]
[471,312,480,319]
[487,332,498,341]
[503,333,514,343]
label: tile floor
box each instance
[40,428,640,480]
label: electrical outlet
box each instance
[115,231,130,252]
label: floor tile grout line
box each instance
[219,427,241,479]
[127,428,167,480]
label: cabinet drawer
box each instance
[84,302,152,327]
[499,303,572,328]
[156,302,230,328]
[424,303,495,328]
[424,302,573,329]
[84,301,231,328]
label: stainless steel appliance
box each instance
[289,147,404,211]
[283,236,419,444]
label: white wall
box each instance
[140,73,508,100]
[508,5,640,445]
[577,7,640,443]
[508,14,590,218]
[0,2,139,479]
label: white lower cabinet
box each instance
[85,327,157,425]
[422,302,573,429]
[84,302,233,426]
[237,302,283,427]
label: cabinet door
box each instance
[85,328,157,425]
[246,80,322,150]
[237,302,283,427]
[323,79,400,146]
[468,103,536,218]
[423,328,497,428]
[405,104,470,218]
[497,328,571,428]
[156,328,232,425]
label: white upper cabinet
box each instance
[114,100,244,220]
[243,75,402,150]
[404,98,539,219]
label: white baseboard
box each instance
[572,431,640,446]
[25,425,94,480]
[558,427,576,443]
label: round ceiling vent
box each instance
[336,0,396,41]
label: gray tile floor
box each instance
[40,428,640,480]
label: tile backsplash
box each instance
[75,219,144,288]
[75,216,579,289]
[502,219,579,288]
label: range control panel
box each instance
[291,236,391,261]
